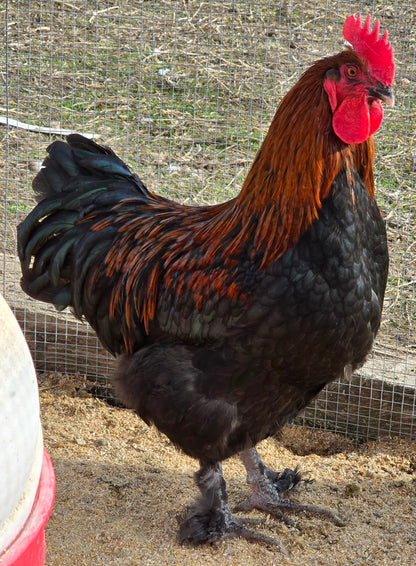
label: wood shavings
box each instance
[40,373,416,566]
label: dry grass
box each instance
[2,1,415,367]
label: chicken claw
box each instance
[178,462,286,549]
[237,447,345,527]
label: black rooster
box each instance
[18,14,393,546]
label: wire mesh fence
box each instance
[2,0,415,440]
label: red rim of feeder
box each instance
[0,449,55,566]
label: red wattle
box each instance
[368,99,384,136]
[332,94,383,144]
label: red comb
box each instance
[343,14,394,86]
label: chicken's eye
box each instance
[345,65,359,78]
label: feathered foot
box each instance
[178,462,285,549]
[236,447,345,527]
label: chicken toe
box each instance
[178,461,285,549]
[237,447,345,527]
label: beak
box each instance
[368,85,395,107]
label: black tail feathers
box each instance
[17,134,150,319]
[32,134,148,202]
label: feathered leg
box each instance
[236,447,345,527]
[178,462,283,548]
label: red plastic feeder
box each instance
[0,450,55,566]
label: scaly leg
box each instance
[236,447,345,527]
[177,461,284,548]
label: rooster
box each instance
[18,14,394,547]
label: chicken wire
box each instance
[1,0,415,440]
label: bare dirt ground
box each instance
[40,373,416,566]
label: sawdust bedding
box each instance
[39,373,416,566]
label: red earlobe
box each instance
[323,79,338,112]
